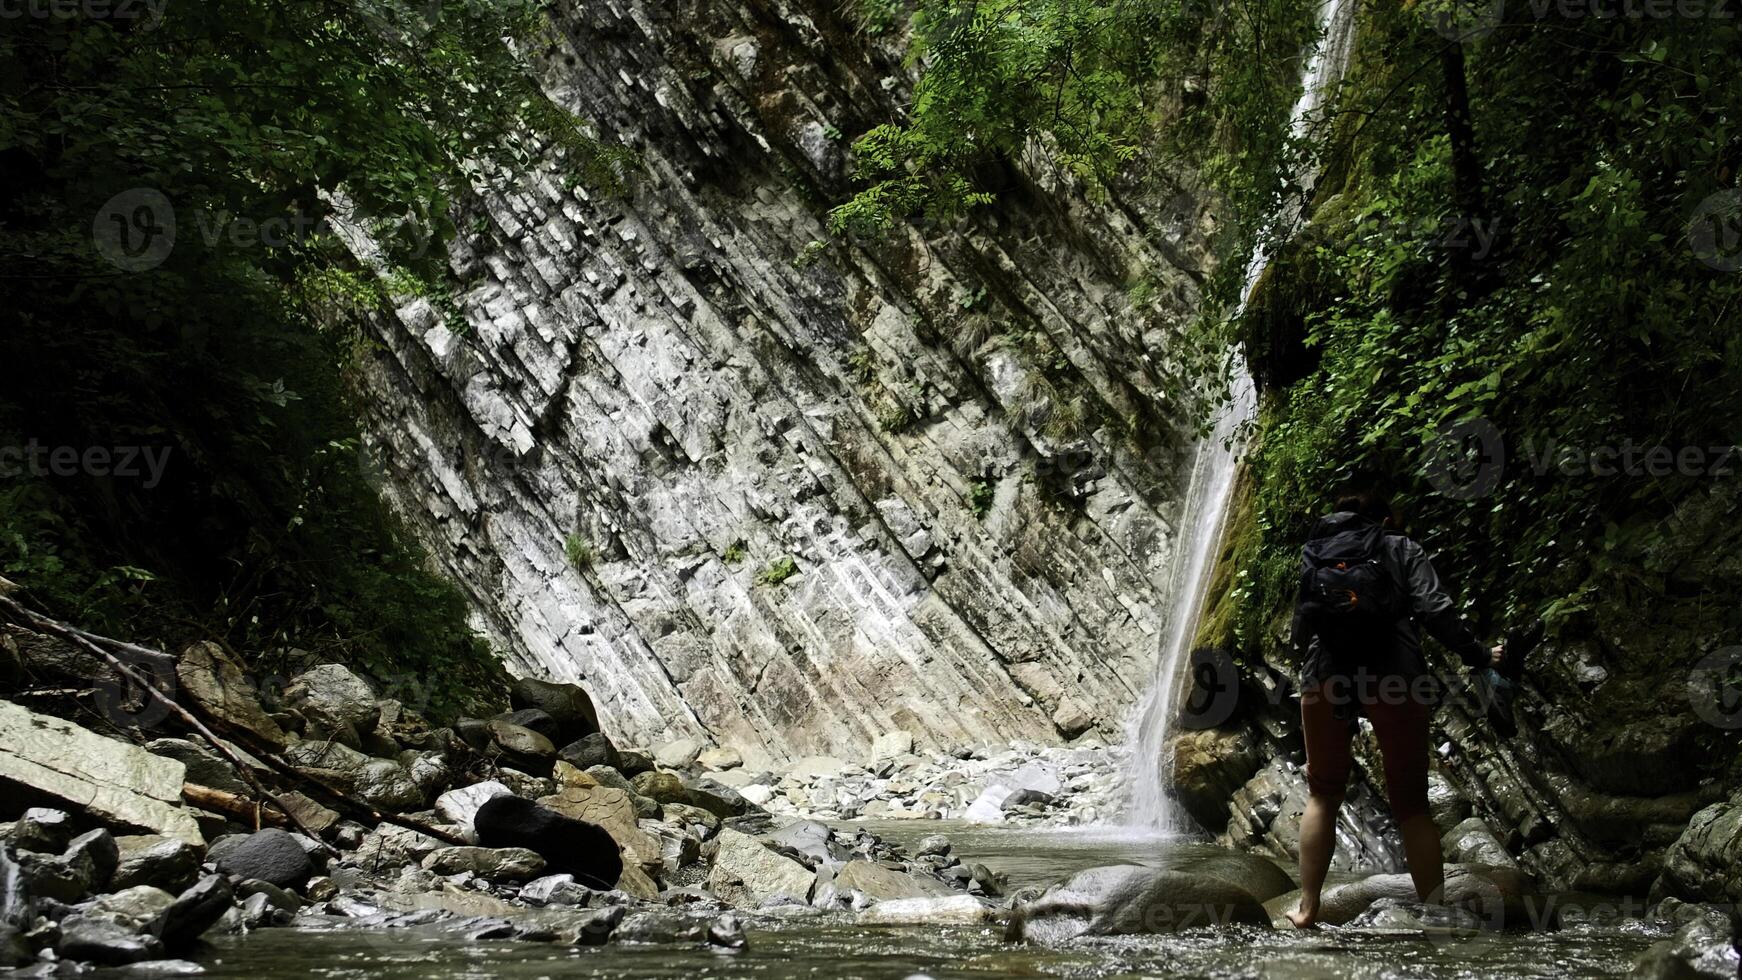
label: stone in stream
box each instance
[519,873,594,906]
[1442,817,1518,869]
[83,885,177,931]
[1263,863,1539,929]
[210,828,315,889]
[560,733,622,771]
[762,819,846,868]
[834,860,952,900]
[112,835,202,892]
[1005,864,1272,941]
[858,894,989,925]
[1632,901,1741,979]
[1657,791,1742,905]
[508,678,600,745]
[707,828,814,907]
[148,874,234,952]
[652,738,706,769]
[420,846,546,882]
[283,664,381,747]
[175,641,288,746]
[12,807,73,853]
[0,699,203,845]
[434,780,513,841]
[57,916,164,965]
[473,795,624,889]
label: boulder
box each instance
[559,733,621,772]
[870,732,914,761]
[1427,772,1473,833]
[210,829,314,889]
[145,738,249,796]
[420,846,546,883]
[84,885,177,930]
[487,720,556,773]
[1443,817,1518,869]
[283,664,380,745]
[174,642,287,745]
[834,860,952,900]
[1006,865,1271,941]
[616,749,655,776]
[786,756,848,782]
[283,739,372,785]
[147,874,233,952]
[495,708,561,743]
[0,699,202,845]
[708,828,814,906]
[631,770,753,818]
[696,746,742,771]
[1169,727,1263,831]
[112,835,202,892]
[509,678,600,744]
[858,894,988,925]
[352,760,424,811]
[13,807,73,853]
[473,795,624,890]
[519,873,594,907]
[353,824,443,869]
[538,781,661,874]
[653,738,706,770]
[276,791,342,837]
[434,780,513,841]
[763,819,846,868]
[1167,849,1296,905]
[1264,864,1539,929]
[1633,902,1741,979]
[57,917,162,965]
[1659,792,1742,905]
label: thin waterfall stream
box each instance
[1119,0,1360,832]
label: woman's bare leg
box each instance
[1288,792,1339,928]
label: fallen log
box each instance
[182,782,288,829]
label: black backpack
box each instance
[1297,515,1407,654]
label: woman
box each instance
[1285,489,1504,929]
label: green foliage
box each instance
[1221,6,1742,660]
[722,540,747,565]
[969,478,996,518]
[0,0,628,718]
[564,533,596,570]
[756,555,799,586]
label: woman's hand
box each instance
[1489,643,1506,668]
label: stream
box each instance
[192,822,1661,980]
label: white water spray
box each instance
[1119,0,1360,832]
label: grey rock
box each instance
[616,751,655,777]
[707,829,814,907]
[653,739,705,770]
[560,734,621,772]
[508,679,599,745]
[13,808,73,854]
[834,860,952,900]
[211,830,314,889]
[82,886,176,930]
[707,912,746,949]
[434,780,514,841]
[496,709,560,743]
[58,917,163,965]
[283,664,380,745]
[1006,865,1270,941]
[233,879,302,913]
[762,820,845,868]
[148,875,233,952]
[520,873,594,906]
[144,739,249,796]
[915,835,952,858]
[1442,817,1518,869]
[113,835,201,892]
[352,760,424,811]
[174,642,287,746]
[0,701,202,845]
[1659,792,1742,905]
[420,846,546,883]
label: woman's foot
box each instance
[1286,903,1321,930]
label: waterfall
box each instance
[1119,0,1359,832]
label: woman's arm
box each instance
[1398,538,1492,669]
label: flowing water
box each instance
[193,822,1661,979]
[1119,0,1360,830]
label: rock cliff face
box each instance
[350,0,1220,762]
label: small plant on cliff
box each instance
[564,533,595,570]
[722,540,747,565]
[847,343,878,383]
[969,478,996,518]
[756,555,799,586]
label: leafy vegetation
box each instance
[0,0,628,716]
[721,540,748,565]
[1214,5,1742,663]
[756,556,800,587]
[564,533,596,571]
[969,478,996,519]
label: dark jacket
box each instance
[1291,512,1489,685]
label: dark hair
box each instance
[1333,487,1396,525]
